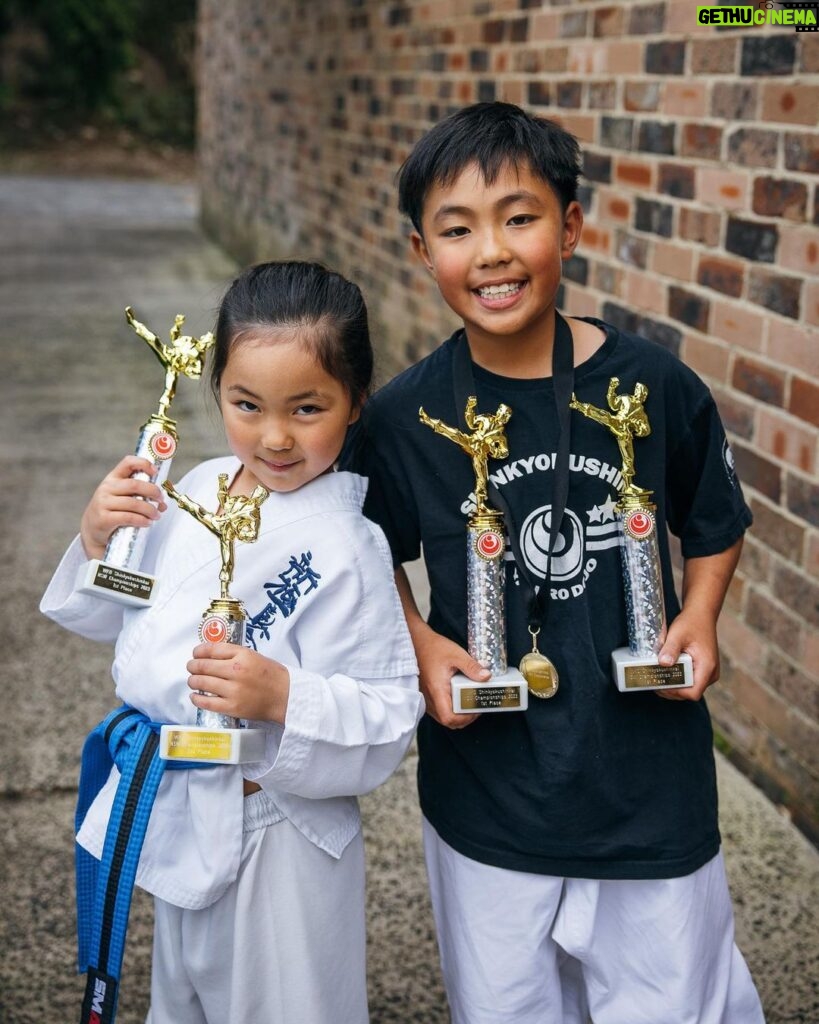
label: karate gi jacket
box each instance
[41,459,423,909]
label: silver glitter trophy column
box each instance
[158,473,269,763]
[420,398,528,713]
[571,378,693,692]
[78,307,215,606]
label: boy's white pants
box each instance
[423,817,765,1024]
[146,794,368,1024]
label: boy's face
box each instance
[411,161,583,357]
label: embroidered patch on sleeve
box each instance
[245,552,321,649]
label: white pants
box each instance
[146,800,368,1024]
[423,818,765,1024]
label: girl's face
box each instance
[219,328,360,494]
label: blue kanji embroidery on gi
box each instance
[245,552,321,649]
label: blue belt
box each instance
[75,706,212,1024]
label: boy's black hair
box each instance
[211,260,373,404]
[397,101,582,234]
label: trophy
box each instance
[419,398,528,713]
[158,473,269,763]
[78,307,215,606]
[570,378,694,692]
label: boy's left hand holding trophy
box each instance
[76,308,214,605]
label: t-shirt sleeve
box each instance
[341,404,422,567]
[665,393,752,558]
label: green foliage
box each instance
[0,0,196,146]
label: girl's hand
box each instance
[186,643,291,724]
[80,456,167,560]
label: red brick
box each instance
[712,300,765,351]
[697,256,744,299]
[732,356,785,407]
[678,207,722,246]
[749,497,806,564]
[652,240,694,282]
[732,442,783,501]
[624,80,660,112]
[691,37,736,75]
[762,84,819,127]
[746,587,801,653]
[594,6,625,37]
[614,159,654,189]
[752,176,808,222]
[748,268,802,320]
[681,123,723,160]
[663,81,707,118]
[697,168,749,211]
[790,377,819,430]
[756,408,817,475]
[773,562,819,630]
[719,607,768,671]
[682,334,730,383]
[668,285,710,332]
[767,320,819,379]
[765,652,819,720]
[778,225,819,276]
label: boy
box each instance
[346,103,764,1023]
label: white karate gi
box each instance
[41,460,424,1022]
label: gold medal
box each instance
[519,627,559,699]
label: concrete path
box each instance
[0,175,816,1023]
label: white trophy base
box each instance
[159,725,266,764]
[451,667,529,714]
[77,559,157,607]
[613,648,694,692]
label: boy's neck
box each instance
[464,316,604,380]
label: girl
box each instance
[41,261,424,1023]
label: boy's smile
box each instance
[411,162,583,373]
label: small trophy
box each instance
[158,473,269,763]
[78,307,215,606]
[419,398,528,713]
[571,378,694,692]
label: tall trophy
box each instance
[158,473,269,763]
[571,378,694,691]
[419,397,528,713]
[78,307,215,606]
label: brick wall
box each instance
[198,0,819,840]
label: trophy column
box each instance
[77,306,214,607]
[570,378,693,692]
[419,399,527,714]
[158,474,269,764]
[612,493,693,691]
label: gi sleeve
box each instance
[244,515,424,799]
[665,394,752,559]
[39,535,126,643]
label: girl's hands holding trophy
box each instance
[80,455,167,560]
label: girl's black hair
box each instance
[397,101,582,234]
[210,260,373,404]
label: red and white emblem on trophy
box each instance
[199,615,228,644]
[624,509,654,540]
[476,529,504,560]
[150,431,177,460]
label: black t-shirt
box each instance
[344,318,752,880]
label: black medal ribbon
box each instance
[452,312,575,661]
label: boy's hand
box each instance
[656,607,719,702]
[80,455,167,560]
[187,642,291,724]
[413,622,489,729]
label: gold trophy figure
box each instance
[158,474,269,764]
[78,308,215,606]
[570,379,693,692]
[420,398,528,713]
